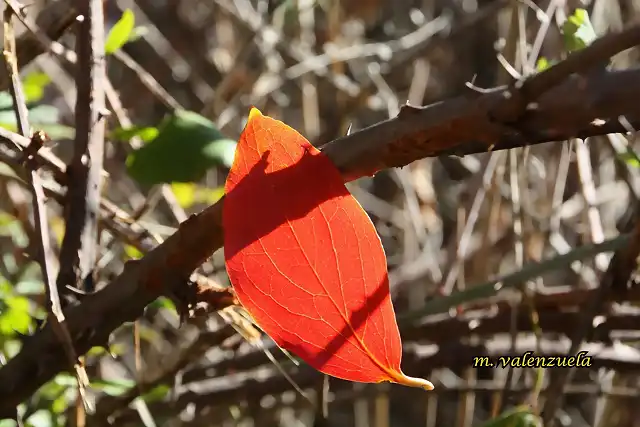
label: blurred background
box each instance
[1,0,640,426]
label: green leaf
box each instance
[196,186,225,204]
[0,295,32,335]
[111,125,159,143]
[0,104,59,124]
[87,342,125,357]
[105,9,135,54]
[479,407,541,427]
[562,8,597,52]
[482,406,542,427]
[149,296,176,312]
[619,150,640,168]
[90,378,135,396]
[141,384,170,402]
[123,244,143,260]
[0,92,12,110]
[51,394,68,415]
[172,183,225,208]
[0,73,50,110]
[535,57,550,72]
[52,373,78,388]
[22,72,51,103]
[0,94,74,139]
[126,109,237,185]
[2,339,21,358]
[25,410,52,427]
[171,182,197,208]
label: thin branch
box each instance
[57,0,107,295]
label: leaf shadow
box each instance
[225,150,398,378]
[224,148,350,260]
[280,276,392,376]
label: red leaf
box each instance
[223,108,433,390]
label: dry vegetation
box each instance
[0,0,640,426]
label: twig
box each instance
[112,50,182,111]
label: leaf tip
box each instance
[395,374,435,391]
[248,107,263,122]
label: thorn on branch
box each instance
[165,275,237,326]
[398,102,421,118]
[20,129,49,167]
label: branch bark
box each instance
[57,0,107,296]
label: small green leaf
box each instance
[141,384,170,402]
[171,182,197,208]
[25,410,52,427]
[0,295,32,335]
[22,72,51,103]
[535,57,550,71]
[123,244,143,260]
[149,296,176,312]
[479,406,541,427]
[105,9,135,54]
[0,104,59,124]
[202,138,237,169]
[87,342,125,357]
[0,92,12,110]
[126,109,237,185]
[111,125,159,143]
[172,183,225,208]
[619,150,640,168]
[562,8,597,52]
[51,394,68,415]
[196,186,225,204]
[0,73,50,110]
[90,378,135,396]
